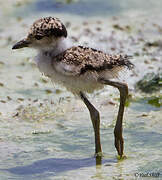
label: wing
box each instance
[52,46,134,76]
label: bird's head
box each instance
[12,17,67,52]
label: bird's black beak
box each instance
[12,39,30,49]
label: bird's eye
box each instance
[35,35,43,40]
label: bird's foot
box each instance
[116,154,127,160]
[94,152,103,165]
[94,151,103,158]
[114,129,124,158]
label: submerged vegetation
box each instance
[147,96,162,108]
[136,72,162,93]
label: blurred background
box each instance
[0,0,162,179]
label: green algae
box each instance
[136,73,162,93]
[147,96,162,108]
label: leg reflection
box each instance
[95,155,102,166]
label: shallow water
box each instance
[0,0,162,179]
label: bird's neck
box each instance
[39,37,72,58]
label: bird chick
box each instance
[13,17,134,158]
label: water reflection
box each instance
[5,157,115,176]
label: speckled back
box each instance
[54,46,134,75]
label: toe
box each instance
[114,135,124,157]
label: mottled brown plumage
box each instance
[53,45,134,76]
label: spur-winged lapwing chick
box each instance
[12,17,134,158]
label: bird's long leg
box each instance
[80,91,102,157]
[98,78,128,158]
